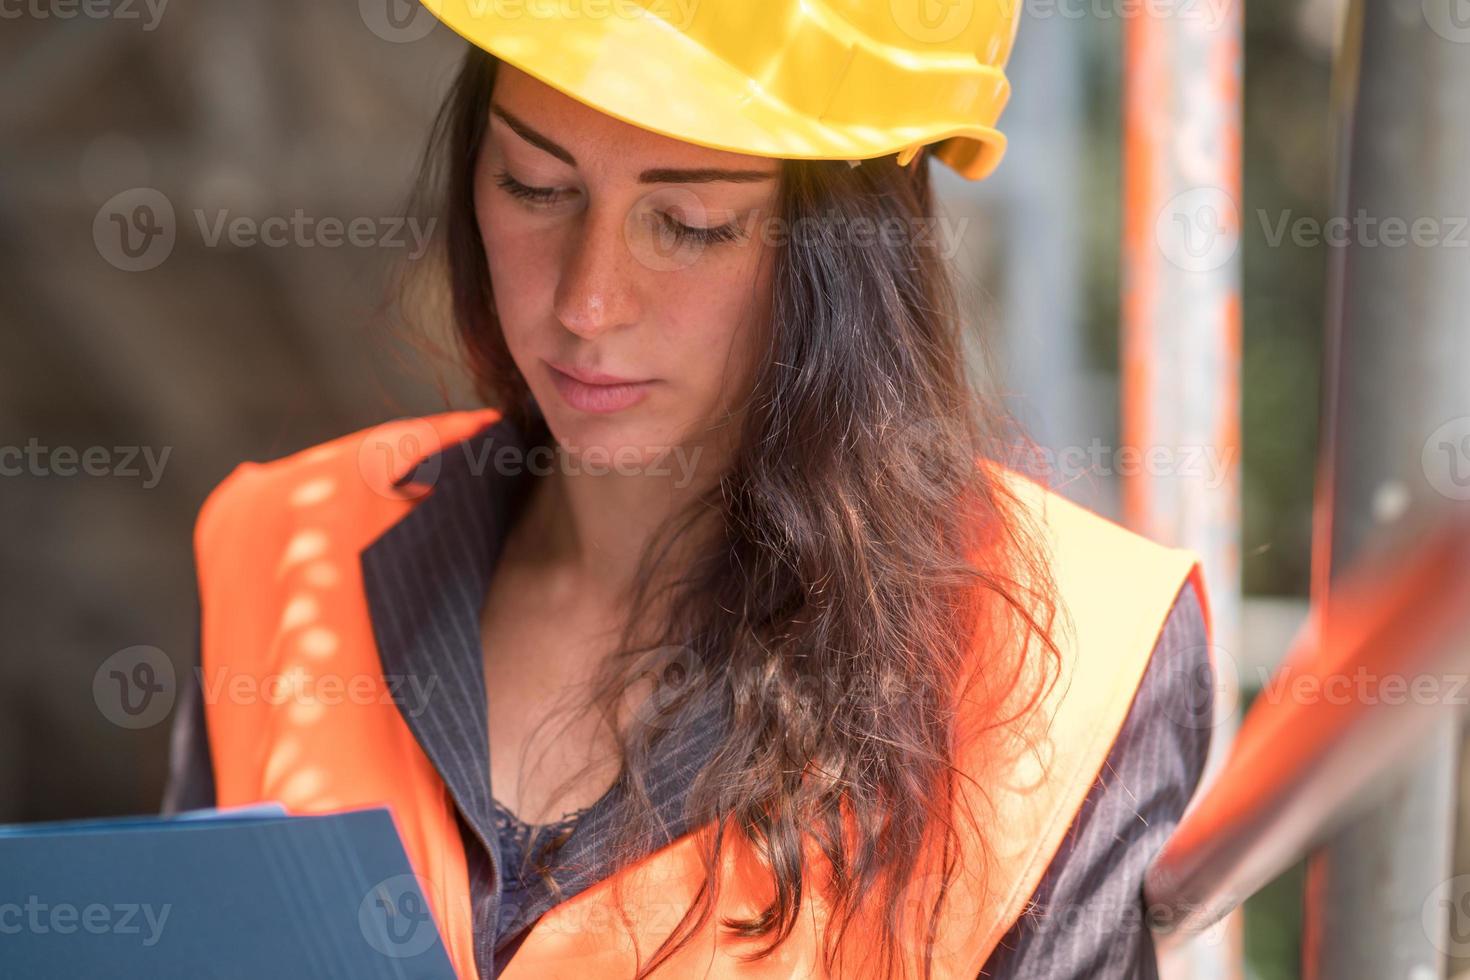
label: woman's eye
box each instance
[656,211,744,247]
[493,170,564,206]
[495,170,743,248]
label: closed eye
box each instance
[655,212,744,246]
[494,170,564,206]
[496,169,746,248]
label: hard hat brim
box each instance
[420,0,1010,181]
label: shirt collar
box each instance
[358,408,729,880]
[359,410,539,846]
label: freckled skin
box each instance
[474,63,779,470]
[473,67,785,821]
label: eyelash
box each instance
[493,170,560,206]
[492,169,743,247]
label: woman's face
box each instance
[474,63,779,475]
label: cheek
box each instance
[475,181,554,354]
[657,244,773,415]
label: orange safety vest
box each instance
[194,408,1210,979]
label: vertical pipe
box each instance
[1301,0,1470,976]
[1121,1,1244,977]
[1000,1,1086,482]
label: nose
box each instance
[552,202,641,339]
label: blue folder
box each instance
[0,805,459,979]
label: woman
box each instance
[166,3,1215,978]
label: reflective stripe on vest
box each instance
[195,408,1210,979]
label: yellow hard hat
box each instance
[418,0,1023,181]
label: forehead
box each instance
[488,62,781,176]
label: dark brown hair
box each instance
[394,46,1061,980]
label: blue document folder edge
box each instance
[0,805,459,980]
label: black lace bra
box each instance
[490,795,593,938]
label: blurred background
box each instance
[2,0,1459,976]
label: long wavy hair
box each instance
[392,45,1063,980]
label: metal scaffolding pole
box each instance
[1301,1,1470,977]
[997,2,1086,478]
[1122,0,1244,972]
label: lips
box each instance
[544,360,657,414]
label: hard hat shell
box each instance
[418,0,1023,181]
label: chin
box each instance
[537,402,687,475]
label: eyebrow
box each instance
[490,103,777,185]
